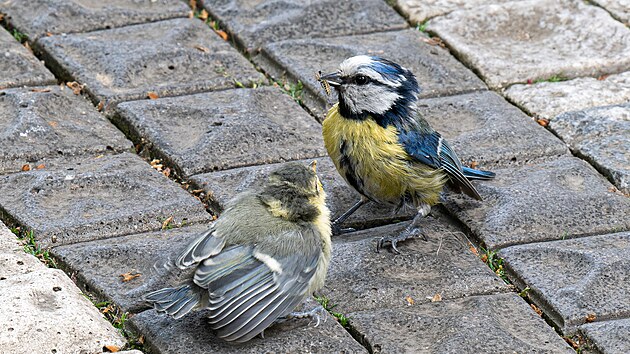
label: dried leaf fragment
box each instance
[21,164,31,171]
[194,44,210,53]
[530,303,543,316]
[198,9,209,20]
[120,272,142,282]
[162,167,171,178]
[468,242,478,256]
[214,29,228,41]
[104,344,121,352]
[597,74,609,81]
[585,313,596,322]
[536,118,549,127]
[36,164,45,170]
[147,91,159,99]
[66,81,84,95]
[405,295,415,306]
[162,216,174,230]
[97,101,105,111]
[429,293,442,302]
[469,161,479,169]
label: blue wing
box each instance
[399,129,490,200]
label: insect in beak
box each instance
[316,71,342,95]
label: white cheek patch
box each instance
[254,251,283,275]
[345,85,401,115]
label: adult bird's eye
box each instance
[355,75,369,85]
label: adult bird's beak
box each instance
[318,71,342,87]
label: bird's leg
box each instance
[331,197,370,235]
[376,204,431,254]
[276,305,327,327]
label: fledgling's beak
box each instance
[318,71,342,87]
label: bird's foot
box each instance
[281,305,327,327]
[332,223,355,236]
[376,227,425,254]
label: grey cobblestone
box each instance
[427,0,630,89]
[53,224,211,313]
[256,29,486,119]
[0,153,211,247]
[0,85,133,174]
[114,87,326,177]
[202,0,407,54]
[0,0,189,39]
[323,220,509,314]
[395,0,513,24]
[592,0,630,25]
[347,293,573,353]
[580,318,630,354]
[35,18,265,112]
[416,91,568,168]
[0,27,55,89]
[445,156,630,249]
[550,103,630,193]
[504,71,630,121]
[0,222,127,353]
[501,231,630,334]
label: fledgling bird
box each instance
[145,161,331,343]
[318,55,495,253]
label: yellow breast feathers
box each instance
[322,104,446,207]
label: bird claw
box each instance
[331,223,355,236]
[376,227,425,254]
[284,305,327,327]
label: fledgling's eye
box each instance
[355,75,369,85]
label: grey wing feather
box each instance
[175,226,226,269]
[197,241,321,342]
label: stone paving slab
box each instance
[0,0,190,39]
[0,27,56,89]
[500,231,630,334]
[0,85,133,175]
[130,297,368,353]
[35,18,265,113]
[0,267,127,353]
[201,0,407,54]
[53,224,210,313]
[550,103,630,193]
[0,152,211,248]
[444,156,630,249]
[347,293,573,353]
[256,29,487,119]
[190,157,414,230]
[395,0,513,24]
[504,71,630,121]
[322,220,509,314]
[114,87,326,177]
[417,91,568,168]
[580,318,630,354]
[0,221,127,352]
[427,0,630,89]
[592,0,630,25]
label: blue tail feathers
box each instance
[462,166,496,180]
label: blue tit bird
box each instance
[318,55,495,253]
[145,161,331,343]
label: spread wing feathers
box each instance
[194,243,321,343]
[175,226,226,269]
[400,130,483,201]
